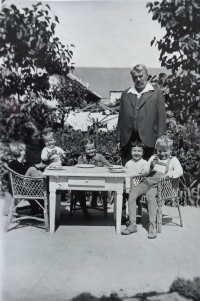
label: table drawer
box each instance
[68,177,105,187]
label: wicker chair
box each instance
[4,166,49,232]
[125,176,183,233]
[157,177,183,233]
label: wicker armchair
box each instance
[4,166,49,232]
[124,176,183,233]
[157,177,183,233]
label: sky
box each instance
[10,0,165,68]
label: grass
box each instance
[169,276,200,301]
[71,292,121,301]
[69,277,200,301]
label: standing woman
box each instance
[21,121,44,168]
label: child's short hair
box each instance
[80,138,95,151]
[131,141,146,152]
[155,135,173,150]
[9,141,26,159]
[42,128,54,140]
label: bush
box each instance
[169,276,200,301]
[71,292,121,301]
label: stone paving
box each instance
[1,198,200,301]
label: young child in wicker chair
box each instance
[75,138,111,220]
[122,135,183,239]
[5,141,45,215]
[8,142,44,177]
[123,141,147,214]
[125,141,147,178]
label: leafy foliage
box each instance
[0,2,90,141]
[147,0,200,185]
[147,0,200,124]
[50,75,89,129]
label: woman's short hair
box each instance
[9,141,26,159]
[80,138,95,151]
[42,128,54,140]
[21,121,39,143]
[155,135,173,150]
[130,64,148,76]
[131,141,146,152]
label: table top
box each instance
[43,166,129,178]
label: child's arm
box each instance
[41,148,57,161]
[78,155,84,164]
[141,156,155,177]
[166,157,183,178]
[99,154,111,166]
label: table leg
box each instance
[49,190,56,233]
[56,194,61,221]
[116,192,123,234]
[113,191,116,221]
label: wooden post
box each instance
[95,118,98,146]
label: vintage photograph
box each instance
[0,0,200,300]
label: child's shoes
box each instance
[148,222,157,239]
[121,221,137,235]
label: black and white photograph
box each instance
[0,0,200,300]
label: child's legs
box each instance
[25,167,42,177]
[128,186,145,222]
[146,188,158,223]
[75,191,88,213]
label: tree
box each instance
[49,75,89,130]
[147,0,200,124]
[0,1,75,139]
[147,0,200,186]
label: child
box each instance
[8,142,43,177]
[76,138,111,219]
[6,141,45,215]
[125,141,147,178]
[78,138,111,167]
[123,141,147,213]
[41,128,66,167]
[122,135,183,239]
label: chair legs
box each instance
[177,203,183,227]
[44,194,49,232]
[4,197,49,232]
[4,198,15,232]
[156,205,162,233]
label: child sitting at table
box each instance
[122,135,183,239]
[76,138,111,220]
[6,141,45,215]
[125,141,147,179]
[123,141,147,211]
[8,141,44,177]
[41,128,66,167]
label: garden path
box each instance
[0,199,200,301]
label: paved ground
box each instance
[0,197,200,301]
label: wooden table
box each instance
[43,166,128,234]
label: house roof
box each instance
[67,73,101,101]
[73,67,171,99]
